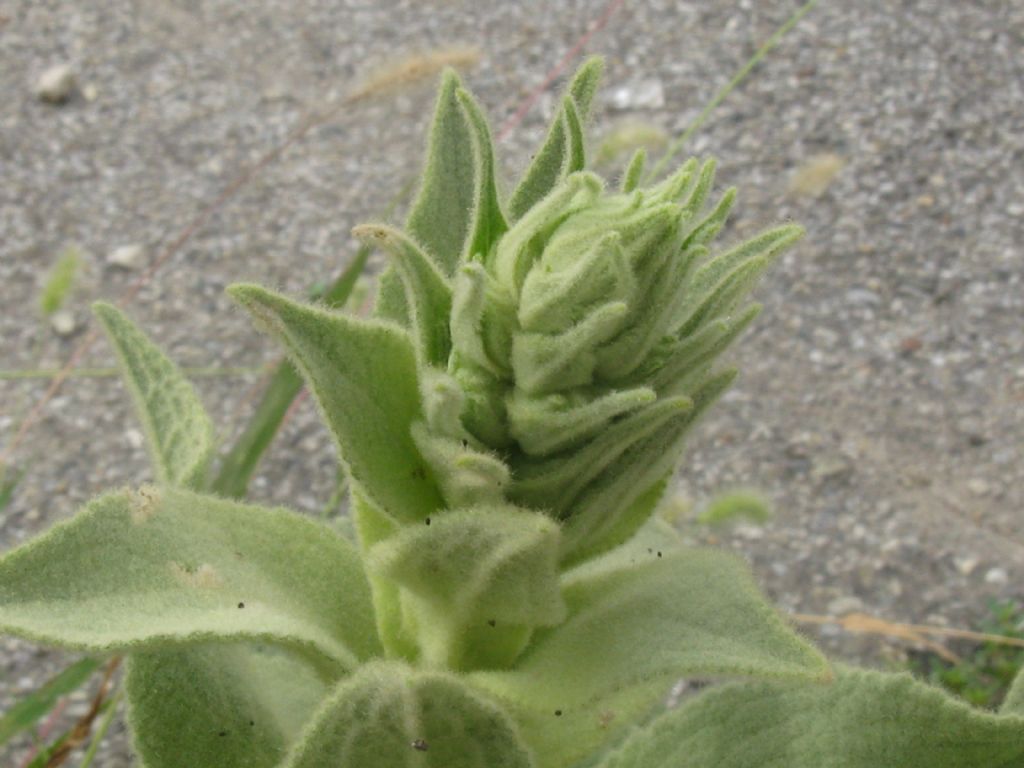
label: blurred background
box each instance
[1,0,1022,763]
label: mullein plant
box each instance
[2,58,1024,768]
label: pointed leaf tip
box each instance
[406,68,479,275]
[230,284,443,523]
[353,224,453,365]
[93,301,214,489]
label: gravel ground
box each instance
[1,0,1022,764]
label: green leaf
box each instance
[126,643,331,768]
[94,302,215,488]
[367,505,564,669]
[1003,666,1024,715]
[697,489,772,526]
[596,668,1024,768]
[649,305,759,392]
[405,69,478,275]
[229,284,443,523]
[351,491,420,662]
[211,245,370,499]
[353,224,452,366]
[620,148,646,193]
[209,360,302,498]
[411,422,511,508]
[508,58,603,221]
[470,548,829,768]
[24,697,116,768]
[0,656,101,745]
[455,87,508,262]
[39,246,81,316]
[0,486,379,671]
[284,661,534,768]
[506,386,656,457]
[510,397,692,518]
[675,224,804,336]
[561,513,682,584]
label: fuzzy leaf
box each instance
[684,186,736,247]
[354,224,453,366]
[510,397,692,518]
[351,491,419,661]
[506,386,656,457]
[508,58,603,221]
[229,284,443,523]
[126,643,331,768]
[562,370,736,561]
[0,486,379,670]
[212,243,371,498]
[455,87,508,261]
[512,301,629,395]
[1003,667,1024,715]
[596,668,1024,768]
[411,423,511,508]
[405,70,478,275]
[470,549,829,768]
[675,224,804,336]
[284,662,534,768]
[368,505,564,669]
[494,172,603,300]
[649,305,759,391]
[620,149,646,193]
[94,303,214,488]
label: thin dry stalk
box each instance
[793,610,1024,666]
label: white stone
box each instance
[610,79,665,110]
[954,557,979,576]
[125,429,145,449]
[984,567,1008,585]
[967,477,990,496]
[107,243,144,270]
[845,288,881,306]
[50,309,77,336]
[36,64,76,104]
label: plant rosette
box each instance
[3,59,1024,768]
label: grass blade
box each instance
[77,687,123,768]
[644,0,820,183]
[0,657,101,745]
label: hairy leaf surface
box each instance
[230,284,443,523]
[596,668,1024,768]
[94,303,214,488]
[127,643,331,768]
[284,662,534,768]
[1003,666,1024,715]
[368,505,564,669]
[508,58,603,221]
[406,70,479,274]
[470,549,829,768]
[0,487,379,669]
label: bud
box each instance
[363,59,803,565]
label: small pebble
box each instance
[50,309,77,337]
[845,288,881,306]
[125,428,145,449]
[36,64,76,104]
[966,478,990,497]
[984,567,1008,585]
[609,79,665,110]
[107,243,144,270]
[954,557,979,576]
